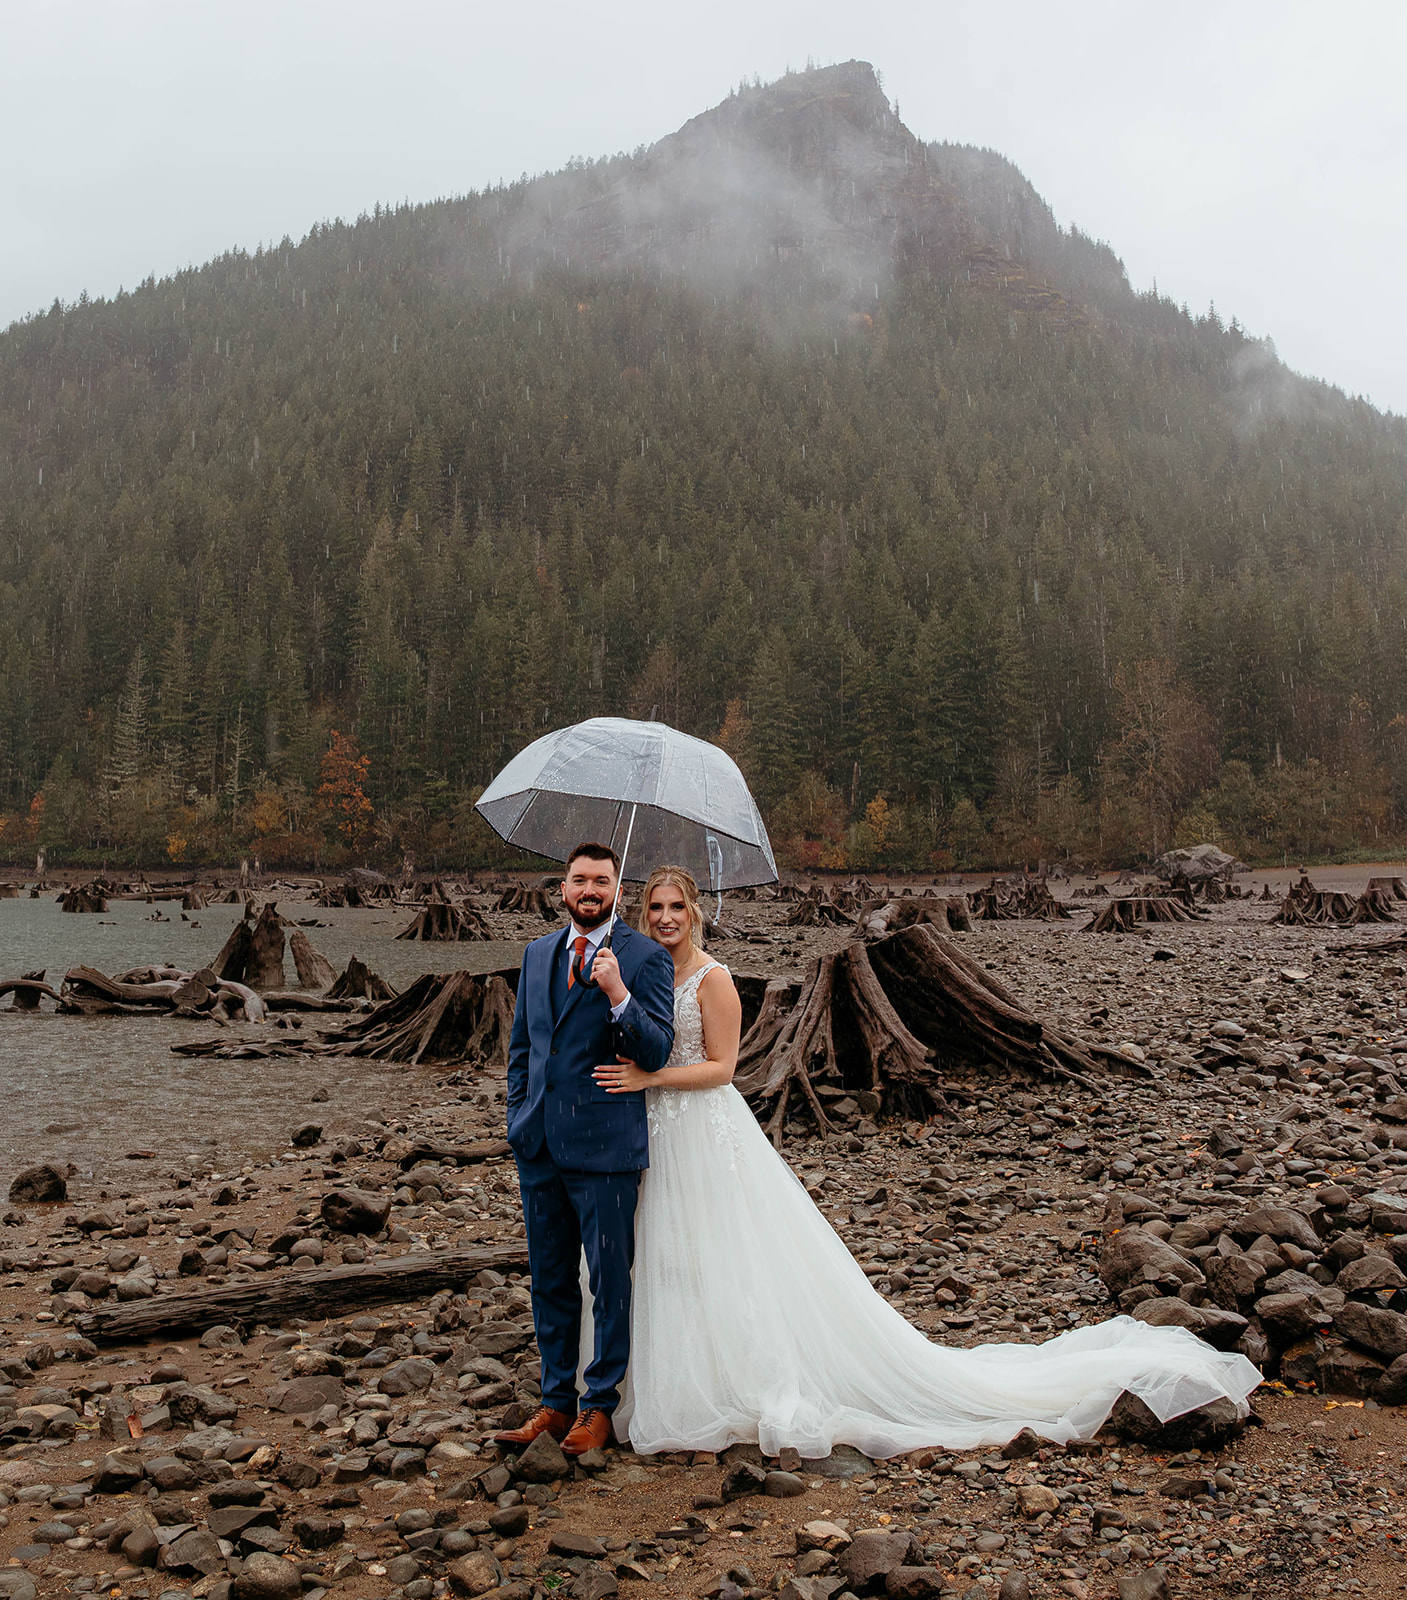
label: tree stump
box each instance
[60,883,107,913]
[1272,877,1370,926]
[783,891,852,927]
[290,930,337,990]
[395,902,494,941]
[326,956,398,1002]
[1085,897,1198,933]
[181,887,207,911]
[248,902,287,991]
[733,925,1128,1144]
[327,969,520,1067]
[495,881,561,918]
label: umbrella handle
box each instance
[572,804,636,990]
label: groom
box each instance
[497,842,676,1456]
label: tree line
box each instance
[1,128,1406,873]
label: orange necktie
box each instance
[567,934,588,989]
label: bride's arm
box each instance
[594,968,742,1093]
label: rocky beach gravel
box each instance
[2,872,1407,1600]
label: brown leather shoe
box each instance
[494,1406,571,1448]
[561,1406,613,1456]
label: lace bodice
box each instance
[665,959,721,1072]
[647,959,736,1139]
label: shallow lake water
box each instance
[0,892,526,1196]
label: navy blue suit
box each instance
[506,921,675,1413]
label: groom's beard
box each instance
[567,893,613,929]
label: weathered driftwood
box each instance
[1,971,59,1010]
[733,924,1125,1144]
[261,992,356,1013]
[326,970,519,1066]
[1085,897,1198,933]
[72,1242,531,1343]
[326,956,397,1003]
[396,902,494,941]
[858,897,971,939]
[395,1139,513,1170]
[290,929,337,990]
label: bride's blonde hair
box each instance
[638,865,706,950]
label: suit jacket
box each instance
[506,921,676,1172]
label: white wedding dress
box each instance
[610,960,1261,1458]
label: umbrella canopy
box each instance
[474,717,777,890]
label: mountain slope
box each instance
[1,61,1404,868]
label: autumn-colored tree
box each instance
[317,730,374,850]
[26,792,44,843]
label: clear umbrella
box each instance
[475,716,777,936]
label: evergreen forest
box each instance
[2,61,1405,874]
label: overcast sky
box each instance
[3,1,1404,415]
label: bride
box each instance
[589,865,1260,1458]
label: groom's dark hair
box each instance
[565,841,620,874]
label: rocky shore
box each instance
[3,879,1407,1599]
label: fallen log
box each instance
[858,897,971,938]
[395,1139,513,1170]
[72,1242,531,1343]
[261,992,357,1013]
[289,929,336,990]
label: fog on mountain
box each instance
[1,61,1404,874]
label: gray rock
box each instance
[722,1461,769,1501]
[377,1357,436,1396]
[1099,1230,1204,1301]
[1255,1292,1333,1344]
[1107,1392,1247,1451]
[199,1324,243,1350]
[512,1428,569,1483]
[1116,1570,1170,1600]
[232,1550,303,1599]
[765,1470,807,1497]
[1319,1346,1386,1398]
[447,1551,505,1596]
[1233,1206,1321,1252]
[778,1579,844,1600]
[807,1444,876,1479]
[7,1164,67,1203]
[319,1188,391,1235]
[1336,1300,1407,1361]
[884,1573,944,1600]
[159,1527,226,1576]
[839,1530,922,1593]
[1205,1251,1268,1313]
[272,1374,343,1414]
[1337,1254,1407,1295]
[291,1123,323,1148]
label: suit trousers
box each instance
[514,1150,640,1413]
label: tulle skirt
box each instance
[611,1083,1260,1458]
